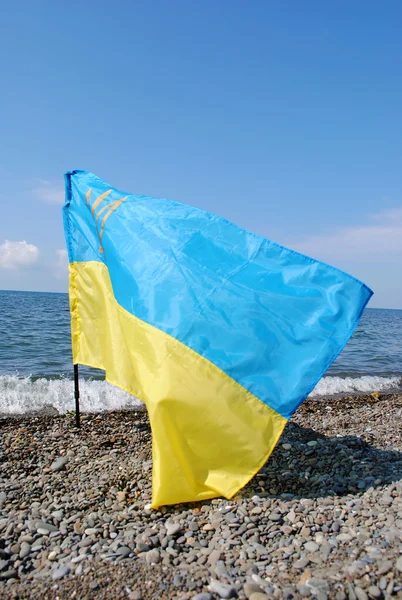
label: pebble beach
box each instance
[1,393,402,600]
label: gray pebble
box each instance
[386,580,394,595]
[192,594,213,600]
[50,456,69,472]
[379,578,387,591]
[336,533,352,542]
[52,565,70,580]
[209,580,238,598]
[51,510,64,521]
[268,512,281,522]
[146,549,160,564]
[354,588,368,600]
[84,527,100,536]
[306,578,330,594]
[0,559,10,571]
[244,583,264,596]
[304,541,319,552]
[367,586,381,598]
[215,565,229,578]
[0,569,17,581]
[75,564,83,576]
[166,522,182,536]
[71,555,87,564]
[293,557,310,569]
[37,528,51,536]
[208,549,222,566]
[136,542,150,552]
[297,584,312,597]
[35,521,58,533]
[19,542,31,559]
[19,535,34,544]
[377,561,393,575]
[116,546,131,558]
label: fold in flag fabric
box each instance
[63,170,373,508]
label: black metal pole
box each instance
[74,364,81,428]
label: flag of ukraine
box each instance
[63,170,372,508]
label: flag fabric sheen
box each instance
[63,170,373,508]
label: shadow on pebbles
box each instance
[0,393,402,599]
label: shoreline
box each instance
[0,373,401,422]
[1,393,401,599]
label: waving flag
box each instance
[63,170,372,507]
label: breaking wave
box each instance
[0,375,143,416]
[0,374,400,416]
[310,375,402,397]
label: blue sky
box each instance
[0,0,401,308]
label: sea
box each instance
[0,290,401,416]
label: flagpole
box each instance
[73,364,81,428]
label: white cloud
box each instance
[55,248,68,279]
[56,248,68,264]
[290,207,402,264]
[33,179,64,205]
[0,240,40,270]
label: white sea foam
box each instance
[0,374,400,416]
[310,375,402,397]
[0,375,143,416]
